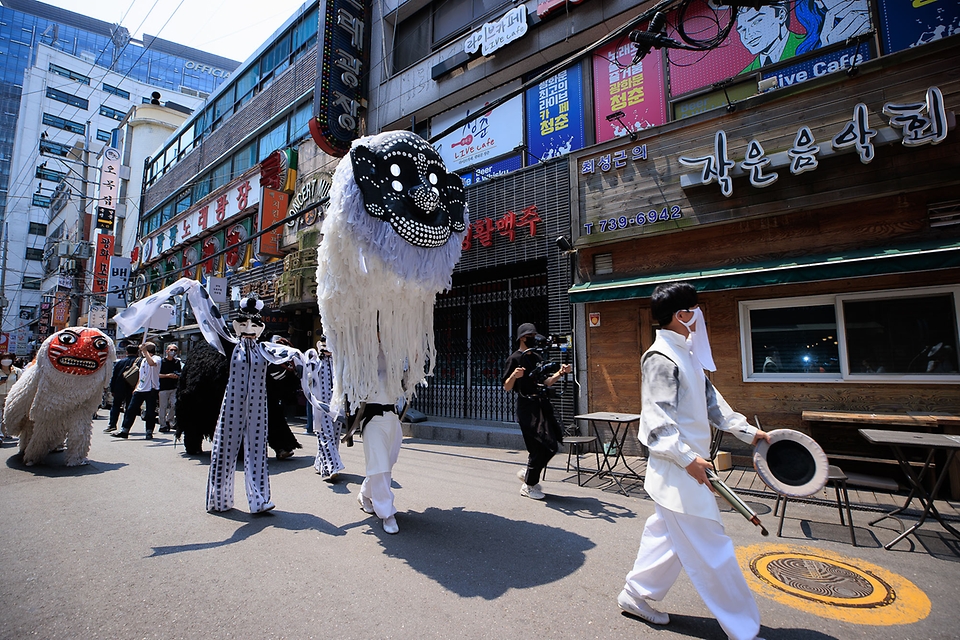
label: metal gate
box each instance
[414,273,547,422]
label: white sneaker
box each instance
[382,515,399,534]
[357,492,375,514]
[517,469,526,482]
[617,590,669,625]
[520,483,545,500]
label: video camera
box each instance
[522,333,569,388]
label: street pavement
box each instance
[1,415,958,640]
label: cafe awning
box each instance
[568,238,960,304]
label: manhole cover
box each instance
[751,551,894,607]
[737,544,931,625]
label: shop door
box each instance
[414,274,547,422]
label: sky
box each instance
[40,0,311,64]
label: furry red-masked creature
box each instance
[4,327,116,466]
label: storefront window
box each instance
[843,294,958,375]
[741,287,960,382]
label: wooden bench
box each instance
[801,410,960,499]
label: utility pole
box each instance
[0,222,8,332]
[69,121,92,326]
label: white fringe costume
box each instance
[315,132,466,529]
[4,328,116,466]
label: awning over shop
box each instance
[568,238,960,303]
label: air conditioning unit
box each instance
[57,241,73,256]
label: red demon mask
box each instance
[46,328,111,375]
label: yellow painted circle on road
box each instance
[737,543,930,625]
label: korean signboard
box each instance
[463,6,528,57]
[37,302,52,340]
[52,291,70,330]
[139,177,259,266]
[106,256,131,308]
[96,147,120,231]
[310,0,370,156]
[592,40,666,144]
[91,233,115,294]
[432,82,524,173]
[525,64,585,163]
[259,188,288,257]
[666,0,873,97]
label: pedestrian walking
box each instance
[158,344,182,433]
[112,342,161,439]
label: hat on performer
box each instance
[517,323,539,343]
[753,429,829,498]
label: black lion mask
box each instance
[351,131,466,248]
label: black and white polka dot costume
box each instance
[302,349,344,478]
[114,277,298,514]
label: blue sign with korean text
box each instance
[525,64,584,164]
[878,0,960,55]
[760,43,872,91]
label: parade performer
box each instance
[303,336,344,481]
[174,341,230,455]
[315,130,466,534]
[265,336,302,460]
[114,280,299,513]
[618,282,769,640]
[3,327,115,466]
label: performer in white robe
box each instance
[618,282,769,640]
[315,131,466,534]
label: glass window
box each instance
[40,139,71,156]
[45,87,89,109]
[48,63,90,85]
[28,222,47,235]
[36,165,66,182]
[22,277,42,290]
[234,63,258,109]
[289,101,312,140]
[393,6,431,73]
[741,287,960,382]
[99,104,126,121]
[211,159,231,191]
[25,247,44,261]
[292,9,318,53]
[96,129,112,143]
[192,175,211,203]
[843,294,958,375]
[175,191,192,215]
[42,113,85,134]
[258,120,287,162]
[261,33,291,77]
[233,142,256,175]
[212,86,235,125]
[102,83,131,99]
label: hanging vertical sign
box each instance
[52,290,70,329]
[37,302,53,340]
[525,64,585,163]
[259,188,289,257]
[106,256,131,308]
[310,0,370,157]
[96,147,120,230]
[91,232,115,294]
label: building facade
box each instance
[0,0,236,353]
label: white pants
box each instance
[158,389,176,429]
[624,504,761,640]
[360,413,402,519]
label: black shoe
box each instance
[145,432,154,440]
[103,426,117,433]
[111,431,129,439]
[158,427,171,433]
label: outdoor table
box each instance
[574,412,643,495]
[859,428,960,550]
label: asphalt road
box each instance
[1,416,958,640]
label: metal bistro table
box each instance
[574,412,644,495]
[859,428,960,550]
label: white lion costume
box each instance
[316,130,466,533]
[4,327,115,466]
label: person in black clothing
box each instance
[265,336,302,459]
[502,322,572,500]
[157,344,182,433]
[104,344,139,433]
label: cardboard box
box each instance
[713,451,732,471]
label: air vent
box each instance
[929,200,960,228]
[594,253,613,275]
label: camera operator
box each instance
[502,323,572,500]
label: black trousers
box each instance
[517,395,562,486]
[108,391,131,429]
[120,390,159,434]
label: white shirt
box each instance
[135,354,161,392]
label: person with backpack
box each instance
[111,342,161,439]
[104,344,139,433]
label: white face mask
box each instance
[677,307,716,372]
[1,359,11,367]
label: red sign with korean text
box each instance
[258,188,289,257]
[92,233,115,294]
[592,40,666,144]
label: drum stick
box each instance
[707,468,769,536]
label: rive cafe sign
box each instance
[464,6,527,57]
[310,0,370,157]
[679,86,950,198]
